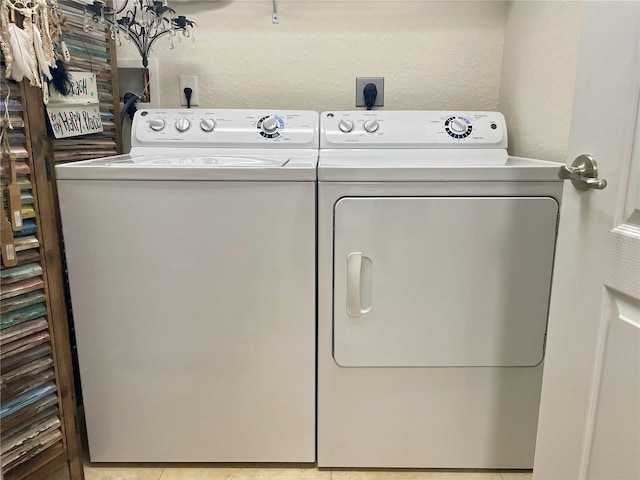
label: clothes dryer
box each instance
[317,111,563,468]
[56,109,317,462]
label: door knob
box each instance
[558,154,607,191]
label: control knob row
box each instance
[148,117,217,132]
[338,119,380,133]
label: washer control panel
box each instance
[321,111,507,149]
[132,109,319,148]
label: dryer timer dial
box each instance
[444,116,472,139]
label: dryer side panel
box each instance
[333,196,558,368]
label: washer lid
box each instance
[318,149,563,182]
[55,151,318,181]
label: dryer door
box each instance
[333,196,559,367]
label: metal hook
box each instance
[272,0,278,24]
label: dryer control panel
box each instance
[321,111,507,149]
[132,109,319,149]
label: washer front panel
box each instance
[59,179,316,462]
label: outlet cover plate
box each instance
[356,77,384,107]
[179,75,199,107]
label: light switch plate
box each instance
[179,75,199,107]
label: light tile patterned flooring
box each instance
[83,462,533,480]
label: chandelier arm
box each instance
[146,27,182,54]
[104,15,145,54]
[112,0,130,17]
[89,0,195,70]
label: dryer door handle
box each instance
[347,252,363,317]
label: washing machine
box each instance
[56,109,318,462]
[317,111,563,468]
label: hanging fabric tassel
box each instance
[35,0,56,68]
[32,25,52,81]
[50,58,71,96]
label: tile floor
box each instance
[83,462,533,480]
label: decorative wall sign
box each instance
[46,72,103,138]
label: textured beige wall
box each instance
[497,1,583,162]
[118,1,508,112]
[117,0,583,161]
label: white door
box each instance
[333,196,558,368]
[534,3,640,480]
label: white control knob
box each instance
[363,119,380,133]
[175,117,191,132]
[200,118,216,132]
[261,116,280,134]
[149,118,166,131]
[450,117,468,133]
[339,119,354,133]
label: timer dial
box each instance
[149,118,166,131]
[450,118,467,133]
[257,115,283,138]
[261,116,279,134]
[444,116,472,139]
[175,117,191,132]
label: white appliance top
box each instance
[56,109,319,181]
[319,111,562,182]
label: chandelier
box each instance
[83,0,196,69]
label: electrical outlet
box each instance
[356,77,384,107]
[179,75,199,107]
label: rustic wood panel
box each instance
[3,442,69,480]
[20,81,84,480]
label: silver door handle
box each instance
[558,154,607,191]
